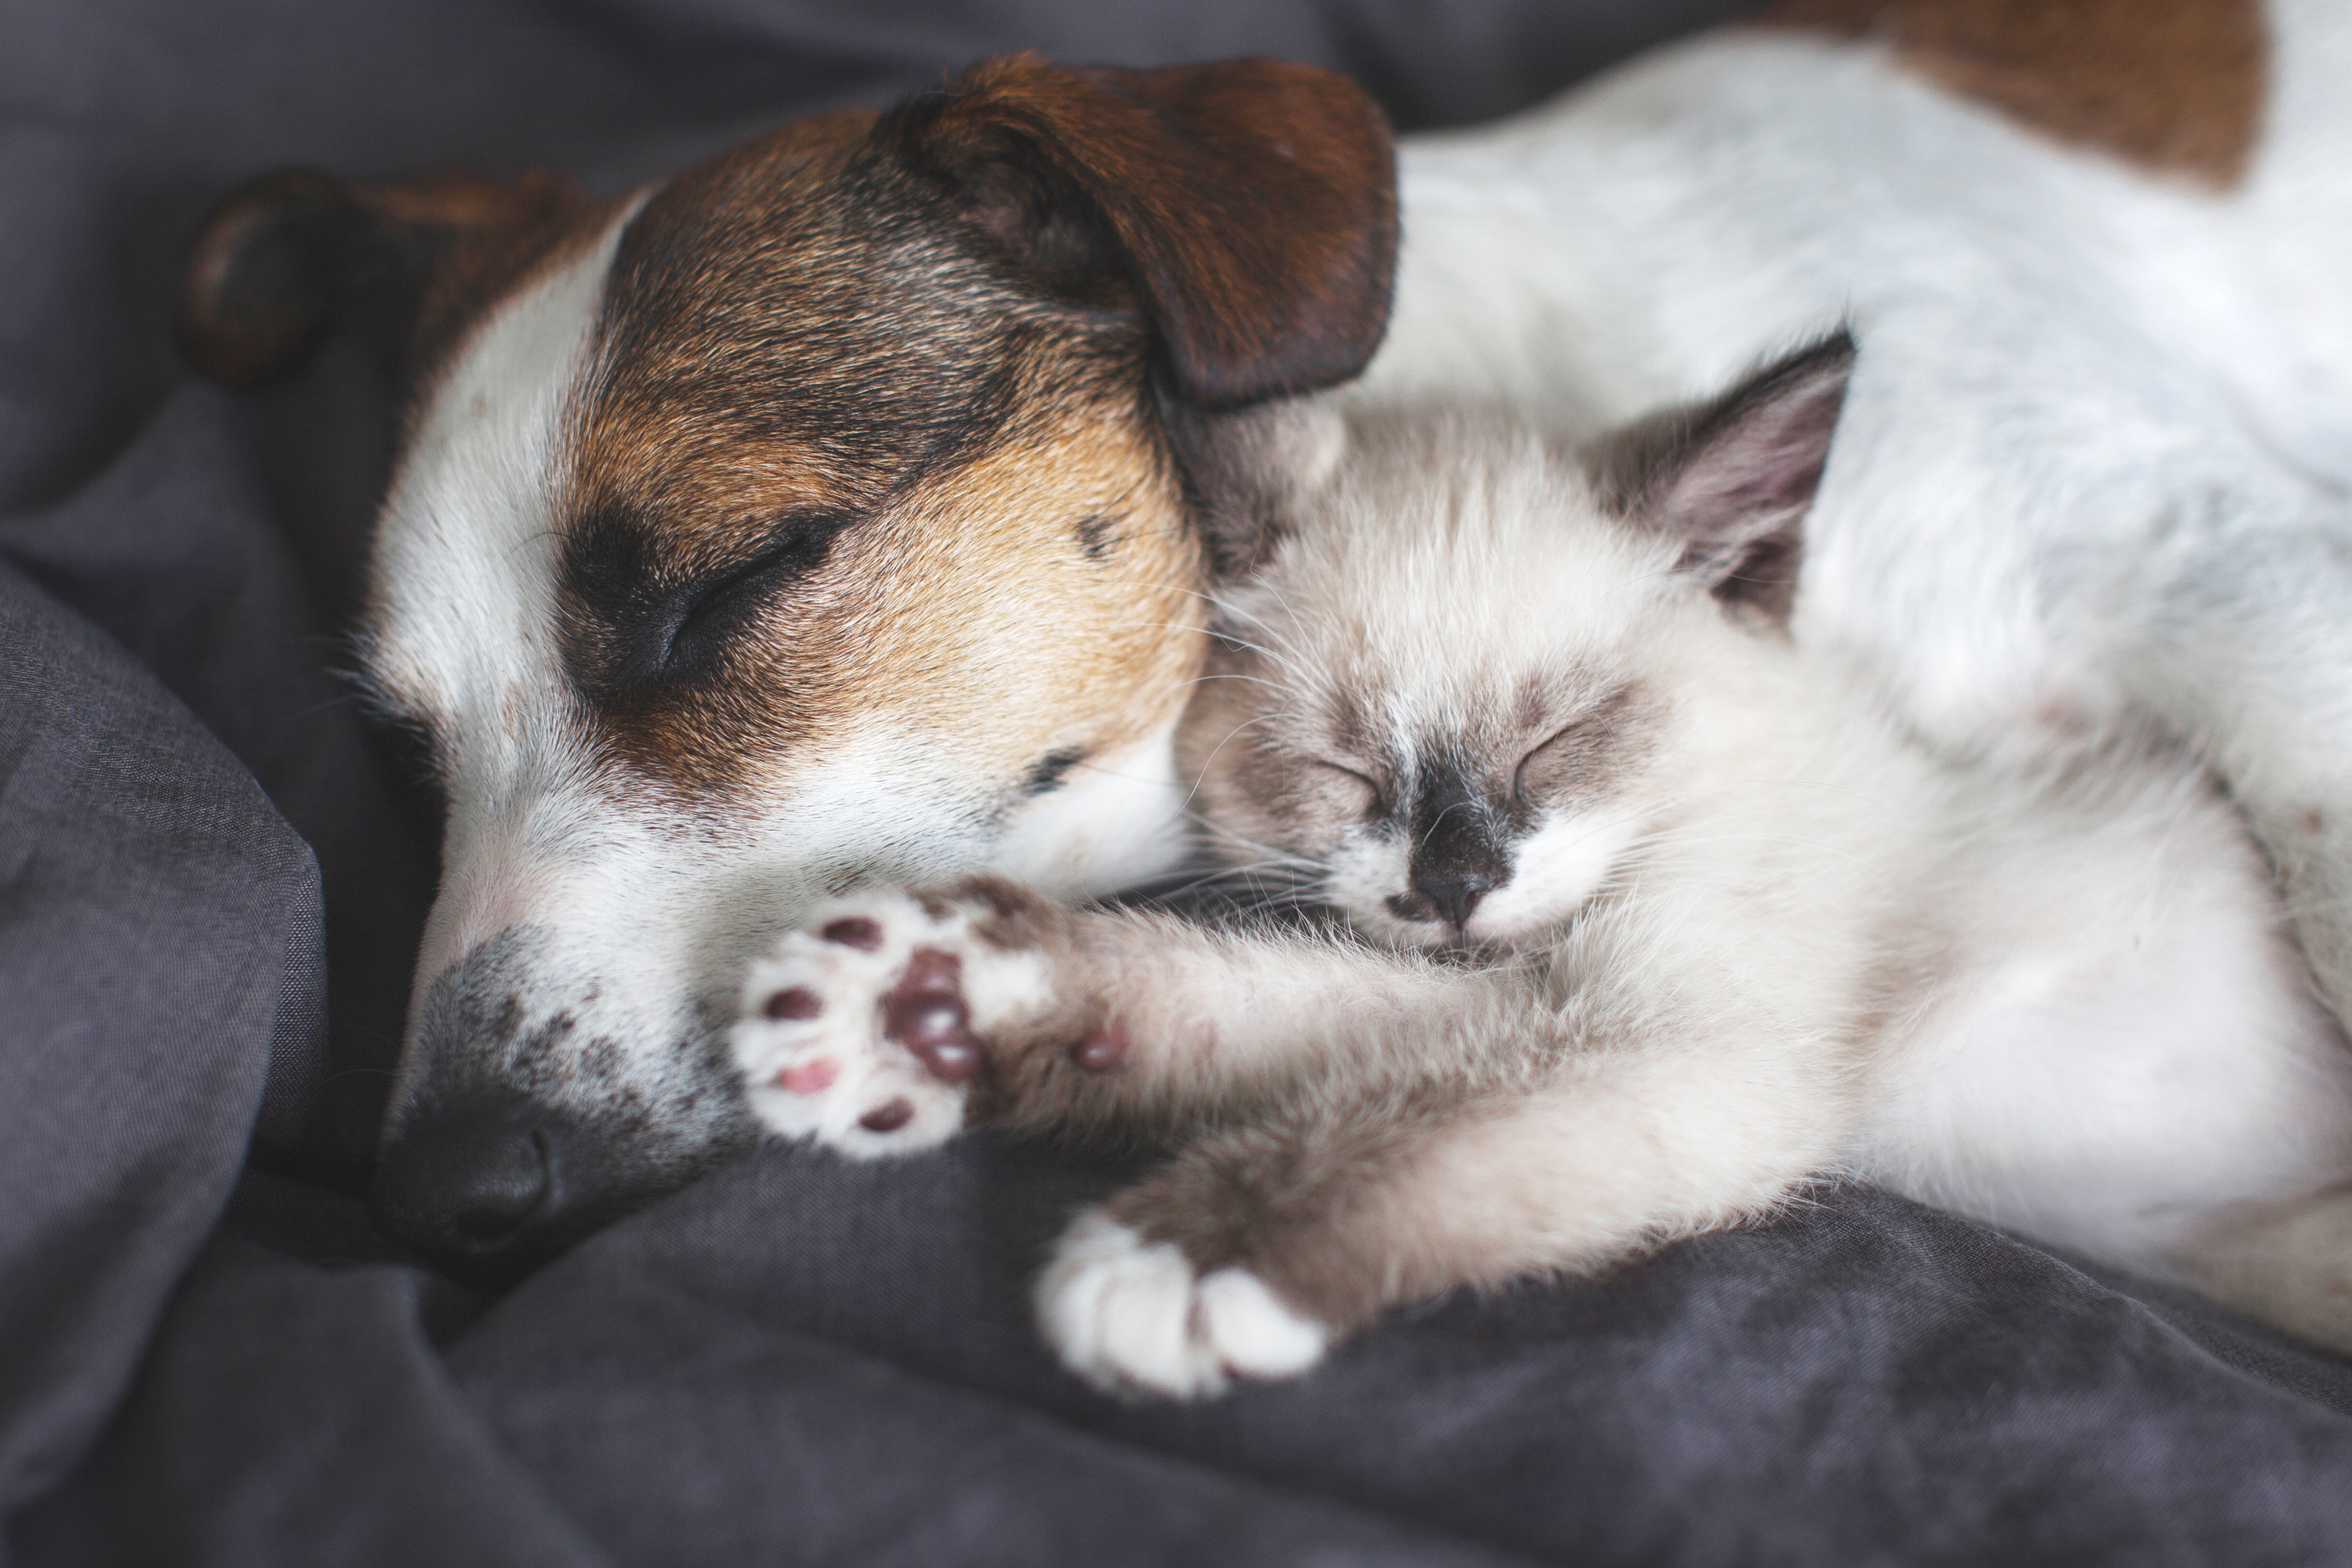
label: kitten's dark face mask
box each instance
[1179,637,1668,949]
[1315,703,1664,950]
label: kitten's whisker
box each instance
[1174,712,1302,817]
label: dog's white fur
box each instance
[1366,9,2352,927]
[378,5,2352,1200]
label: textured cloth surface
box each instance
[5,2,2352,1563]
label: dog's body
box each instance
[182,0,2352,1280]
[1373,2,2352,804]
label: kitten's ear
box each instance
[1594,329,1856,622]
[1162,395,1348,577]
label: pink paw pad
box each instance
[884,949,982,1083]
[775,1058,838,1095]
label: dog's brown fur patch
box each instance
[895,54,1398,409]
[554,114,1203,805]
[550,56,1397,815]
[192,56,1397,841]
[1762,0,2268,187]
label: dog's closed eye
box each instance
[563,507,858,697]
[661,512,856,677]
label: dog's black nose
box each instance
[369,1086,622,1288]
[1413,870,1495,931]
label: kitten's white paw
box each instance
[728,887,1049,1158]
[1036,1209,1329,1399]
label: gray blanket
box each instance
[7,2,2352,1563]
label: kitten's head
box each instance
[1180,333,1855,949]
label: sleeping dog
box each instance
[181,0,2352,1286]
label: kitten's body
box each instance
[731,351,2352,1397]
[1205,409,2345,1268]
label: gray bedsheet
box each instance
[6,2,2352,1562]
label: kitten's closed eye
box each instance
[1515,684,1651,805]
[1513,720,1586,808]
[1311,759,1388,819]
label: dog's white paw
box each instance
[729,887,1050,1158]
[1035,1209,1329,1399]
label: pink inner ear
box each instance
[1666,363,1847,528]
[1733,416,1845,514]
[1678,518,1802,619]
[1646,332,1856,620]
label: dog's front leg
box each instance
[728,875,1504,1157]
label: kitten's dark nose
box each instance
[1414,870,1495,931]
[1406,760,1512,934]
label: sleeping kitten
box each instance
[729,336,2352,1398]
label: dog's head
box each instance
[182,55,1397,1282]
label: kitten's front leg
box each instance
[728,875,1483,1156]
[1039,1018,1850,1399]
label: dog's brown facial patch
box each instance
[551,55,1397,819]
[201,53,1395,855]
[554,113,1201,808]
[1762,0,2268,187]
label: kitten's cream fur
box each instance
[732,346,2352,1399]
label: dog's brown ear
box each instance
[884,53,1398,410]
[179,166,598,390]
[1592,329,1857,624]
